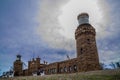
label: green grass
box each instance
[0,74,120,80]
[10,74,120,80]
[1,69,120,80]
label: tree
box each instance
[100,62,107,70]
[116,62,120,68]
[109,62,116,69]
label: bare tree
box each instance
[116,62,120,68]
[109,62,116,69]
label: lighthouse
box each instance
[75,13,101,71]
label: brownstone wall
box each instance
[75,24,100,71]
[23,69,28,76]
[28,58,40,75]
[45,62,58,74]
[45,58,79,74]
[14,60,23,76]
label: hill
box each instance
[1,69,120,80]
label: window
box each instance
[87,39,90,44]
[80,48,83,54]
[50,69,52,73]
[64,67,67,72]
[54,68,56,73]
[68,66,72,72]
[73,65,77,72]
[59,68,63,73]
[51,69,53,73]
[52,68,56,73]
[87,39,90,41]
[48,69,50,73]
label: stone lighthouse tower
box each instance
[75,13,100,71]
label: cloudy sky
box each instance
[0,0,120,75]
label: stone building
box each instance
[13,55,23,76]
[44,13,101,74]
[13,13,101,76]
[14,55,45,76]
[75,13,100,71]
[27,57,45,75]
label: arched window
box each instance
[53,68,55,73]
[54,68,56,73]
[68,66,72,72]
[73,65,77,72]
[50,69,51,74]
[48,69,50,74]
[60,68,63,73]
[64,67,67,72]
[51,69,53,73]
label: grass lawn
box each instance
[1,69,120,80]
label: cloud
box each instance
[37,0,75,51]
[95,0,111,39]
[0,53,15,74]
[58,0,115,40]
[36,0,120,63]
[36,0,113,51]
[95,0,120,40]
[42,49,76,63]
[97,0,120,63]
[98,42,120,63]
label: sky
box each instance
[0,0,120,75]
